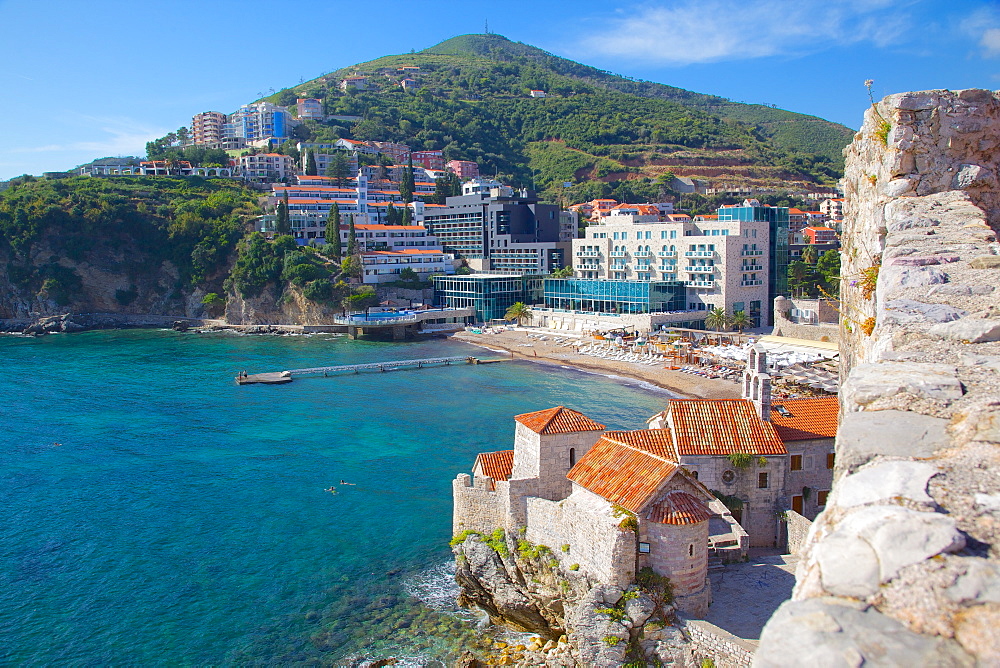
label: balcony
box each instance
[685,280,715,287]
[658,265,676,272]
[685,250,715,258]
[741,279,764,286]
[577,263,601,270]
[633,249,654,257]
[609,251,628,258]
[576,250,601,258]
[657,250,677,258]
[741,264,763,272]
[684,266,715,274]
[741,249,764,257]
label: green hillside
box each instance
[243,34,853,202]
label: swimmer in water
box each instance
[340,480,355,485]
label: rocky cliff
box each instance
[452,531,696,666]
[756,89,1000,666]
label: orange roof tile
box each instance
[770,397,839,442]
[645,490,712,525]
[363,249,444,256]
[669,400,787,456]
[514,406,606,435]
[568,430,677,512]
[474,450,514,483]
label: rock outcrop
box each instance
[453,532,695,666]
[757,89,1000,665]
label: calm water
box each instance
[0,330,667,665]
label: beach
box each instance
[451,329,743,400]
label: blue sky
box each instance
[1,0,998,180]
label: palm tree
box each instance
[505,302,533,326]
[730,310,752,333]
[801,245,818,265]
[704,307,730,332]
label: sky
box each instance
[1,0,998,180]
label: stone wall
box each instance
[782,509,812,557]
[524,485,635,587]
[771,296,840,342]
[681,617,756,668]
[756,89,1000,665]
[452,474,507,535]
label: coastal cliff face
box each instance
[0,243,218,321]
[756,90,1000,665]
[224,284,341,326]
[452,532,696,666]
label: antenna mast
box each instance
[485,19,489,34]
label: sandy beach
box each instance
[451,329,742,400]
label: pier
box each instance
[236,356,507,384]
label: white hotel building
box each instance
[571,210,772,324]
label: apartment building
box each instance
[421,184,569,274]
[411,150,445,171]
[225,103,294,143]
[191,111,227,145]
[296,98,323,120]
[446,159,479,179]
[238,153,296,182]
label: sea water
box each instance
[0,330,667,665]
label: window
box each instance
[758,472,769,488]
[569,448,576,467]
[722,470,735,484]
[688,544,694,557]
[790,455,802,471]
[827,453,835,469]
[817,490,829,506]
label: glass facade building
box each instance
[542,279,686,314]
[716,204,789,305]
[433,275,541,323]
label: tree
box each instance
[326,152,350,188]
[341,255,362,279]
[401,206,413,225]
[730,310,752,333]
[816,249,841,295]
[275,191,291,236]
[787,260,814,297]
[704,307,730,332]
[550,265,573,278]
[385,202,398,225]
[400,154,415,204]
[399,267,418,282]
[346,215,358,255]
[201,292,226,317]
[305,150,317,176]
[505,301,533,326]
[801,244,818,265]
[325,203,342,259]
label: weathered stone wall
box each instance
[524,485,635,587]
[681,617,756,668]
[771,296,840,342]
[452,473,507,535]
[784,438,836,520]
[756,89,1000,666]
[643,519,710,617]
[782,509,812,557]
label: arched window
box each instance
[569,448,576,467]
[753,377,760,401]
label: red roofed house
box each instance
[647,345,837,546]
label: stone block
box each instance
[816,531,881,597]
[970,256,1000,269]
[878,265,948,293]
[835,461,938,508]
[954,164,995,189]
[927,284,995,297]
[755,599,973,667]
[947,559,1000,605]
[841,363,963,409]
[836,410,949,472]
[928,318,1000,343]
[882,299,966,325]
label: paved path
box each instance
[704,554,798,642]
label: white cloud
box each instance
[576,0,911,65]
[9,116,167,159]
[960,6,1000,58]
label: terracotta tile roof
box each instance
[645,490,712,525]
[568,433,678,512]
[770,397,839,442]
[474,450,514,483]
[669,400,787,456]
[363,249,445,256]
[514,406,606,435]
[602,429,677,459]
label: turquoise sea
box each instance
[0,330,668,665]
